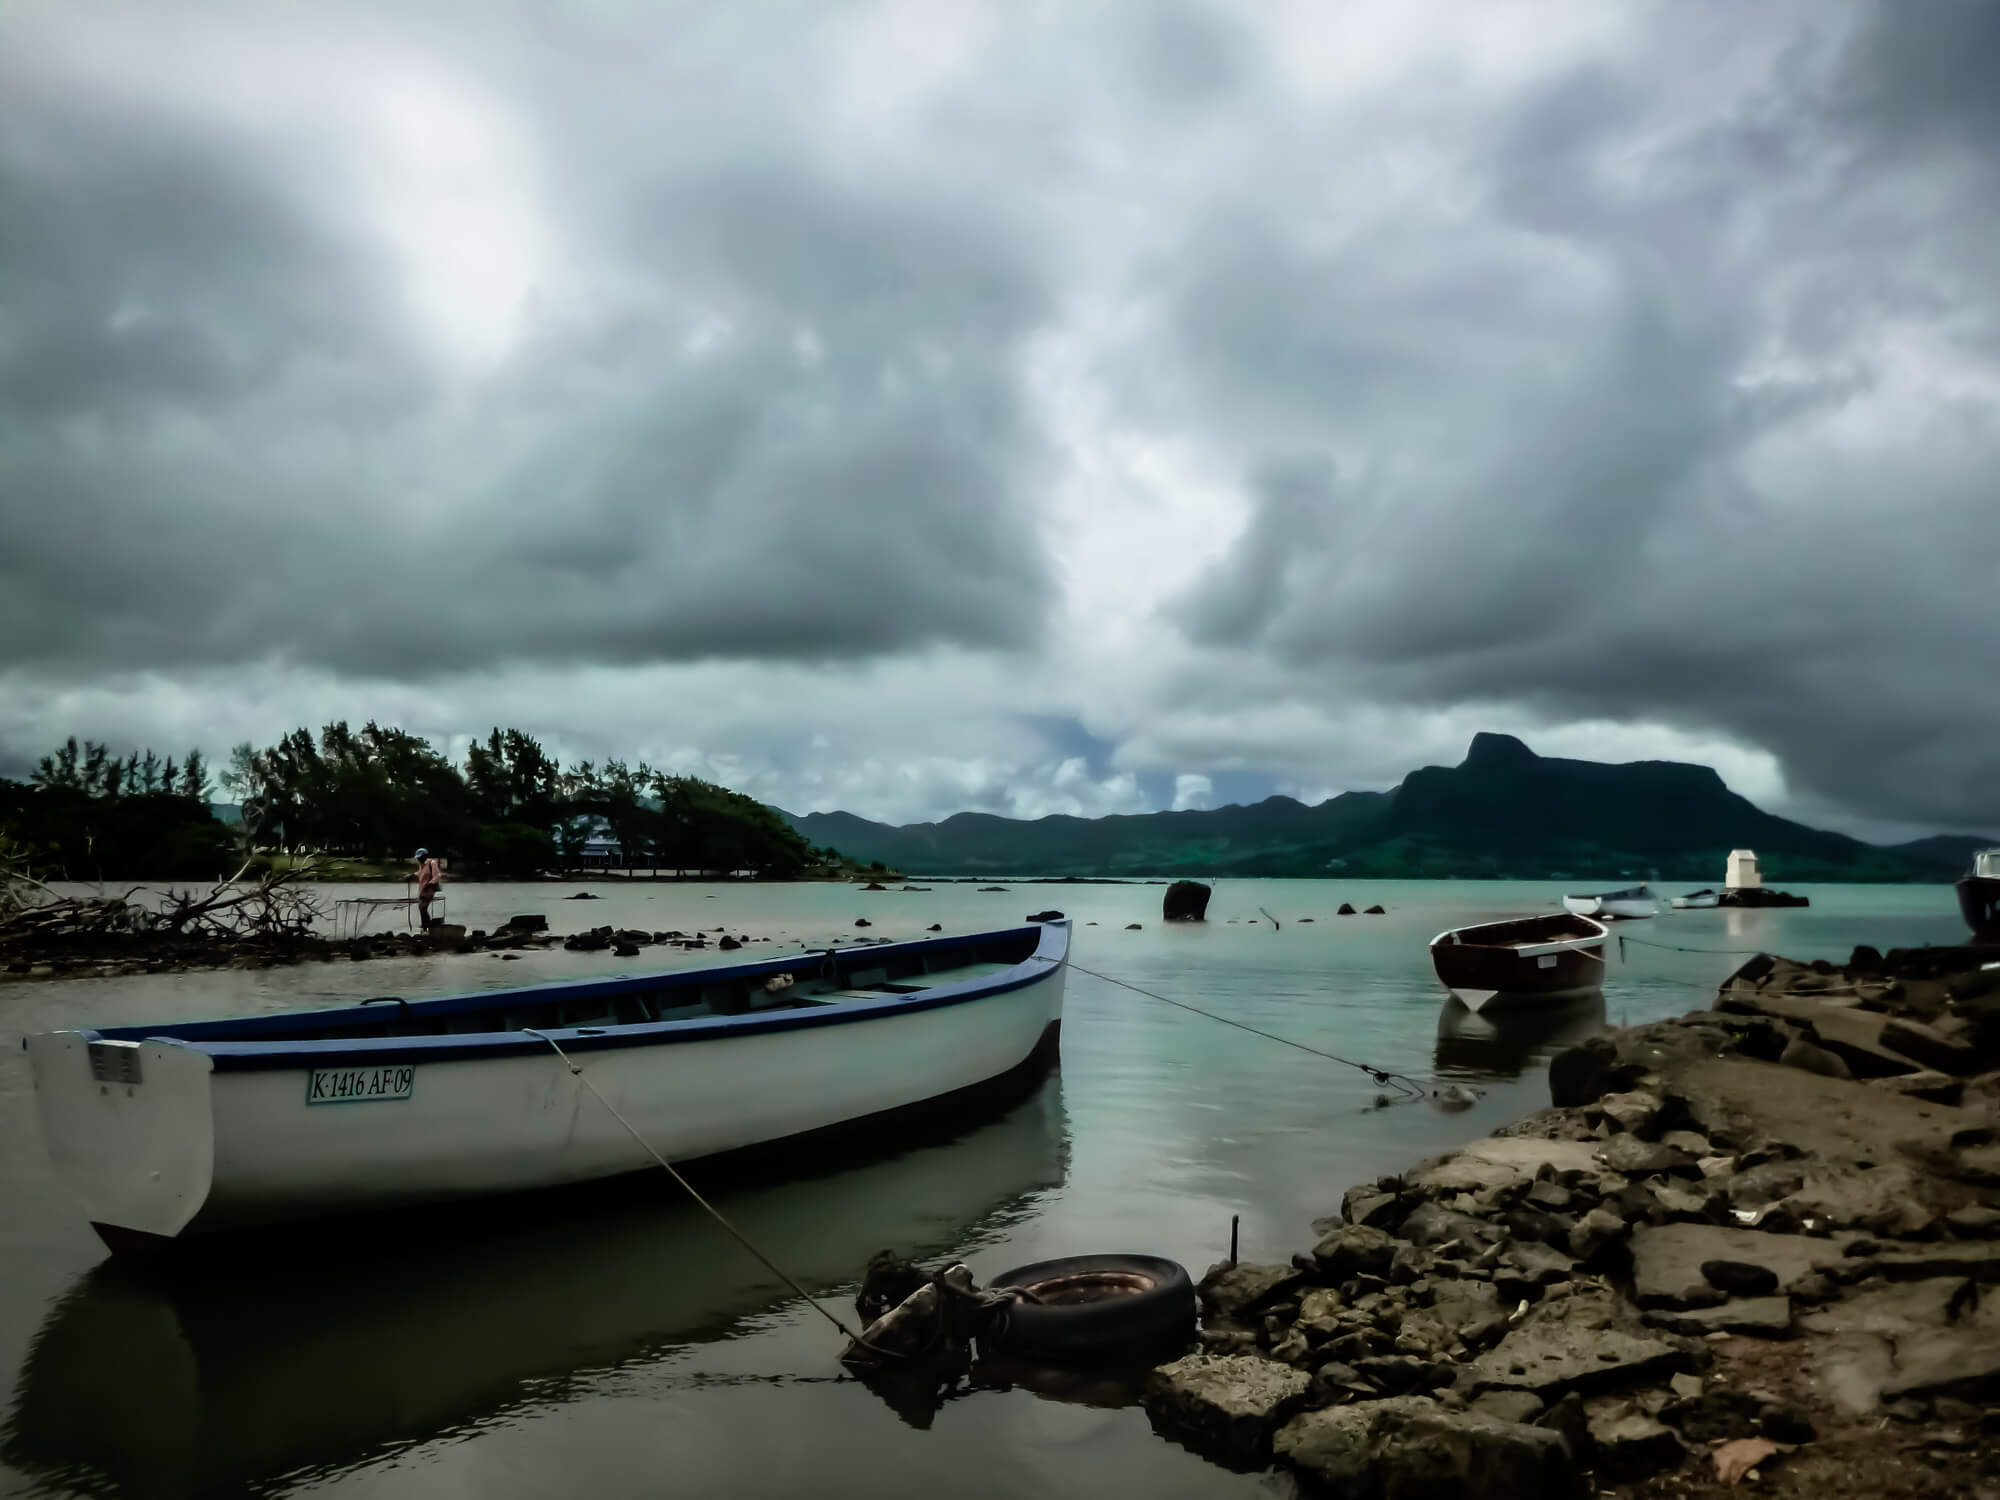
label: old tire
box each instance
[982,1253,1194,1364]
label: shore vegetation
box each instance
[2,726,838,882]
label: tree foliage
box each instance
[3,726,818,879]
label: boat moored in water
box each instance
[1429,911,1609,1012]
[1670,889,1720,910]
[1560,884,1659,920]
[25,922,1069,1252]
[1962,849,2000,942]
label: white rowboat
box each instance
[1561,884,1659,921]
[27,921,1069,1252]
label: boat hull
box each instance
[1961,875,2000,943]
[28,925,1068,1246]
[1429,914,1608,1012]
[1563,888,1657,920]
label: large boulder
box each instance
[1144,1353,1309,1463]
[1163,881,1212,921]
[1466,1289,1690,1400]
[1199,1261,1305,1320]
[1312,1225,1398,1281]
[1628,1223,1858,1309]
[1275,1396,1580,1499]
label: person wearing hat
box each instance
[412,848,443,931]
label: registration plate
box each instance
[307,1065,415,1105]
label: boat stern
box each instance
[26,1032,216,1247]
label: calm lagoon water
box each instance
[0,878,1967,1497]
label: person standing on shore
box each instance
[412,848,442,931]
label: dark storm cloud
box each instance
[0,8,1056,680]
[1165,2,2000,829]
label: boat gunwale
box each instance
[1427,912,1609,955]
[74,922,1070,1073]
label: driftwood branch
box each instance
[1,856,328,953]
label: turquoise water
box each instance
[0,879,1968,1497]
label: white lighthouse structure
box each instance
[1725,849,1762,891]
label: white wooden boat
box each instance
[1429,912,1609,1012]
[1670,889,1720,910]
[1561,884,1658,920]
[26,922,1069,1251]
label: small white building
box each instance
[1725,848,1762,890]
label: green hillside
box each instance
[781,734,1967,881]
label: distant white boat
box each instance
[1670,889,1720,910]
[1561,884,1659,921]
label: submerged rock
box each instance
[1143,1353,1309,1464]
[1163,881,1212,921]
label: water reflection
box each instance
[4,1083,1068,1499]
[1432,992,1607,1081]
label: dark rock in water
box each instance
[1299,917,1314,922]
[854,918,872,928]
[564,927,611,952]
[927,923,942,932]
[977,886,1009,893]
[612,941,640,957]
[502,914,548,933]
[1025,909,1065,923]
[1364,905,1386,915]
[1163,880,1212,921]
[861,881,889,890]
[1337,903,1357,916]
[1143,1354,1309,1465]
[1276,1396,1579,1500]
[565,891,601,900]
[1701,1260,1779,1297]
[718,935,741,950]
[1125,923,1142,930]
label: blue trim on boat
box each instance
[83,922,1069,1073]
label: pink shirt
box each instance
[417,859,442,890]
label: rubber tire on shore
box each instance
[981,1253,1195,1364]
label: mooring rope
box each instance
[521,1028,898,1357]
[1617,933,1772,959]
[1067,961,1427,1100]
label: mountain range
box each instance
[780,733,1993,881]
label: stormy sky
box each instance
[2,0,1995,839]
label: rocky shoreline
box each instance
[1143,943,2000,1498]
[0,915,798,982]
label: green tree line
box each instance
[3,725,825,880]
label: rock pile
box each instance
[1144,944,2000,1495]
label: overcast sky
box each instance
[2,0,1995,840]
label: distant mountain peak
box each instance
[1463,732,1539,770]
